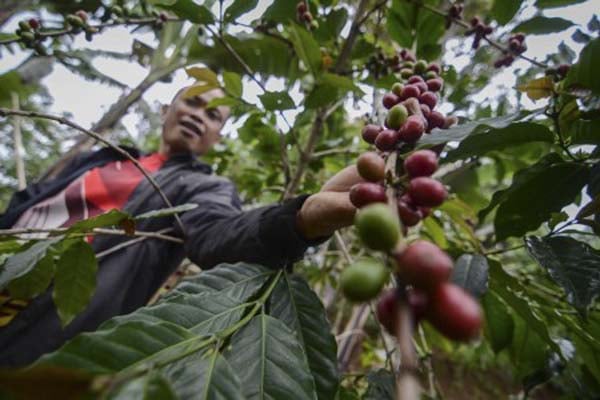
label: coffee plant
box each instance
[0,0,599,399]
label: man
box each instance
[0,85,362,366]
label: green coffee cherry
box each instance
[414,60,427,74]
[400,68,413,79]
[18,21,31,32]
[386,104,408,130]
[355,203,400,251]
[425,71,438,80]
[391,82,404,97]
[66,15,85,28]
[340,259,389,302]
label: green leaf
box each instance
[418,110,535,147]
[526,236,600,317]
[513,16,574,34]
[320,73,363,94]
[150,0,214,24]
[135,204,198,220]
[8,255,55,300]
[67,209,131,233]
[565,38,600,95]
[110,371,177,400]
[569,119,600,145]
[493,0,523,24]
[0,237,62,290]
[223,0,259,23]
[262,0,296,22]
[386,0,417,49]
[445,122,555,162]
[53,240,98,327]
[511,315,551,380]
[259,91,296,111]
[304,84,341,109]
[268,273,338,400]
[185,67,220,86]
[535,0,586,8]
[488,259,562,355]
[222,71,243,98]
[482,291,514,353]
[450,254,489,298]
[364,369,395,400]
[226,314,318,400]
[494,161,589,240]
[288,24,322,75]
[313,8,348,42]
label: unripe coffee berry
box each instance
[426,283,482,342]
[414,60,427,74]
[391,82,404,97]
[355,204,400,251]
[404,150,438,178]
[361,124,382,144]
[340,259,389,302]
[398,115,425,142]
[356,152,385,182]
[349,182,387,208]
[375,129,400,151]
[400,68,413,79]
[408,177,447,207]
[394,240,453,290]
[386,104,408,130]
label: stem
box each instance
[406,0,547,69]
[0,108,186,234]
[483,243,525,255]
[0,226,183,243]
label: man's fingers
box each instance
[320,165,364,193]
[298,191,356,239]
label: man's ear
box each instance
[160,104,169,119]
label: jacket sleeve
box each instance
[177,178,327,269]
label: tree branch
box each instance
[0,226,183,243]
[0,108,186,234]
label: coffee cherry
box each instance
[557,64,570,77]
[394,240,452,290]
[420,104,431,119]
[427,63,441,74]
[28,19,40,30]
[404,150,438,178]
[356,152,385,182]
[419,206,432,218]
[407,75,424,84]
[419,91,438,109]
[376,288,427,333]
[398,115,425,142]
[382,93,400,109]
[386,104,408,130]
[424,71,437,80]
[400,85,420,100]
[391,82,404,97]
[303,11,313,22]
[414,81,428,95]
[296,2,307,14]
[426,78,443,92]
[111,5,124,16]
[362,124,382,144]
[513,33,525,43]
[426,283,482,342]
[340,259,389,302]
[397,196,422,227]
[443,115,458,129]
[350,182,387,208]
[470,16,480,27]
[400,68,413,79]
[66,14,85,28]
[402,61,415,69]
[309,20,319,30]
[375,129,400,151]
[427,111,445,130]
[18,21,31,32]
[75,10,89,22]
[355,204,400,251]
[408,177,447,207]
[414,60,427,74]
[20,31,35,43]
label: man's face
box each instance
[161,88,231,156]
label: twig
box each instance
[484,243,525,255]
[406,0,548,69]
[95,228,175,259]
[11,93,26,190]
[0,108,186,234]
[357,0,389,26]
[0,226,183,244]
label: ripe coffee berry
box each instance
[419,91,438,109]
[394,240,453,290]
[361,124,382,144]
[356,152,385,182]
[349,182,387,208]
[408,177,447,207]
[404,150,438,178]
[397,196,422,227]
[414,81,428,95]
[420,104,431,119]
[426,78,443,92]
[375,129,400,151]
[407,75,424,84]
[426,283,482,342]
[427,111,445,130]
[296,2,307,14]
[28,18,40,30]
[398,115,425,142]
[400,85,420,100]
[382,93,400,109]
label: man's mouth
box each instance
[179,120,202,138]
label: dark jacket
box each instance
[0,146,320,367]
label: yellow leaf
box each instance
[517,76,555,101]
[181,83,220,99]
[185,67,220,86]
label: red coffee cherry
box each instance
[408,177,447,207]
[404,150,438,178]
[426,283,482,342]
[75,10,89,22]
[375,129,400,151]
[407,75,424,84]
[296,2,307,14]
[357,152,385,182]
[427,111,446,130]
[361,124,382,144]
[557,64,570,77]
[398,115,425,142]
[400,85,420,100]
[419,91,438,109]
[394,240,453,290]
[426,78,443,92]
[28,18,40,30]
[397,195,422,227]
[420,104,431,119]
[349,182,387,208]
[414,81,428,95]
[302,11,313,22]
[419,206,431,218]
[376,288,429,334]
[427,63,441,74]
[382,92,401,109]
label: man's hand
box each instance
[296,165,364,240]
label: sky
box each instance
[0,0,598,142]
